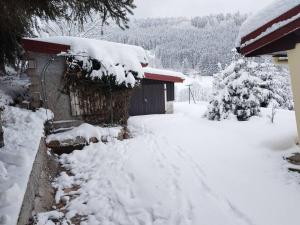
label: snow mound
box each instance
[238,0,300,42]
[0,75,30,108]
[46,123,122,144]
[0,107,50,225]
[0,90,13,108]
[30,36,149,87]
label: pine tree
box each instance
[206,51,293,121]
[0,0,136,72]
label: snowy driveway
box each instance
[49,102,300,225]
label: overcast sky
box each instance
[133,0,274,18]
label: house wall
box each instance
[165,101,174,114]
[26,52,131,125]
[164,83,174,114]
[287,44,300,142]
[166,82,175,114]
[25,52,78,122]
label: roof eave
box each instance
[144,73,184,83]
[240,18,300,57]
[241,4,300,44]
[22,38,149,67]
[22,38,70,54]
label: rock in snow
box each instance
[46,124,124,154]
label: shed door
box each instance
[129,86,144,116]
[129,82,165,116]
[143,84,165,115]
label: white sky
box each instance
[133,0,275,18]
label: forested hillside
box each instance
[95,13,247,76]
[38,13,247,76]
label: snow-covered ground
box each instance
[0,107,50,225]
[39,102,300,225]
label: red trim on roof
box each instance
[241,4,300,45]
[144,73,184,83]
[22,39,70,54]
[239,4,300,57]
[22,38,149,67]
[240,17,300,56]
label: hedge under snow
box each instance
[32,36,149,87]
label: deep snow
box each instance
[38,102,300,225]
[0,107,50,225]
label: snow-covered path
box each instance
[46,102,300,225]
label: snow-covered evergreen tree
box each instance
[206,52,293,121]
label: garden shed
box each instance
[238,0,300,140]
[22,36,148,126]
[22,37,183,127]
[130,67,184,116]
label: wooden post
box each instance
[287,43,300,143]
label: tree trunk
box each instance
[0,61,5,76]
[0,112,4,148]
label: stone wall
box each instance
[17,138,59,225]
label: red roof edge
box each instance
[241,4,300,45]
[22,38,149,67]
[240,17,300,56]
[144,72,184,83]
[22,38,70,54]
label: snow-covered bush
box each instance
[65,54,140,89]
[35,36,148,89]
[206,53,293,121]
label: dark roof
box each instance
[239,4,300,57]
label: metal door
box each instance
[129,81,165,116]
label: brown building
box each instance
[22,38,183,128]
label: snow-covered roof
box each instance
[23,36,149,87]
[238,0,300,42]
[31,36,148,66]
[238,0,300,57]
[143,67,184,83]
[144,67,184,78]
